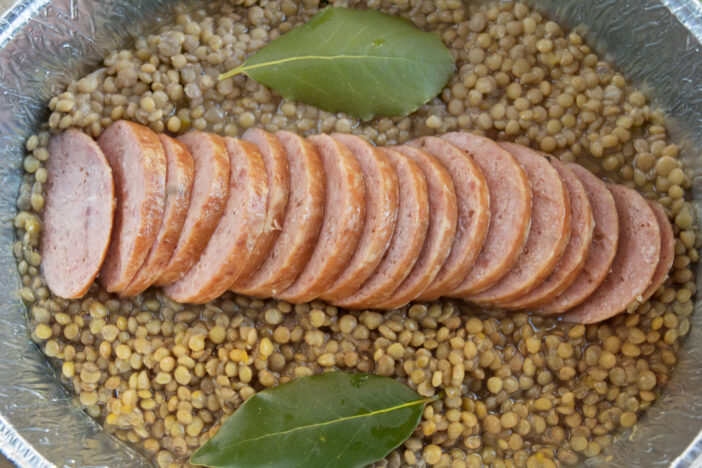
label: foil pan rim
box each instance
[662,0,702,43]
[0,412,53,468]
[0,0,51,49]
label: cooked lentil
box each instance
[13,0,699,467]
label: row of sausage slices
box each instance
[42,121,674,323]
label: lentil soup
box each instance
[13,0,698,466]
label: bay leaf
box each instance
[219,7,455,120]
[190,372,439,468]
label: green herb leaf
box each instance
[190,372,438,468]
[219,7,455,120]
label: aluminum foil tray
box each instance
[0,0,700,466]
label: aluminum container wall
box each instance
[0,0,699,466]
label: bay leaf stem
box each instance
[217,393,442,453]
[218,55,434,81]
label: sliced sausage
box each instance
[229,128,289,290]
[154,132,229,286]
[97,121,166,293]
[41,129,115,299]
[538,163,619,315]
[410,136,489,301]
[441,133,532,296]
[277,134,365,304]
[234,131,325,297]
[562,184,660,324]
[502,157,593,309]
[471,142,570,305]
[641,200,675,301]
[334,148,429,309]
[164,138,268,303]
[121,135,194,297]
[320,134,399,302]
[375,145,457,310]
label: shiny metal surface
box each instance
[0,0,699,466]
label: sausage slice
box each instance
[441,133,532,296]
[374,145,457,310]
[234,131,325,297]
[641,200,675,301]
[502,157,593,309]
[42,129,115,299]
[410,136,489,301]
[97,121,166,293]
[334,148,429,309]
[539,163,619,315]
[229,128,289,290]
[164,138,267,303]
[562,185,660,324]
[121,135,194,297]
[320,134,399,302]
[469,142,570,305]
[154,132,229,286]
[277,134,365,304]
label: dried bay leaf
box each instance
[191,372,439,468]
[219,7,455,120]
